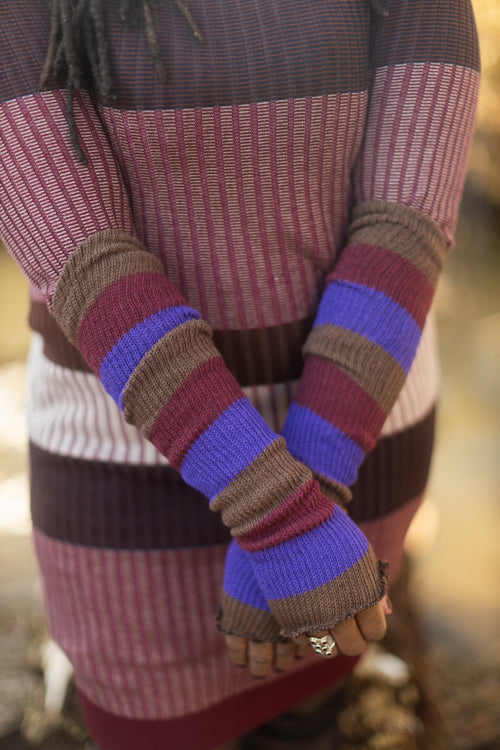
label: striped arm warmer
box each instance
[219,0,481,638]
[281,202,447,498]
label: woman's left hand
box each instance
[224,633,311,678]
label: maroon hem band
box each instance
[78,654,358,750]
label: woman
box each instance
[0,1,479,748]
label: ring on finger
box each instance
[308,633,337,658]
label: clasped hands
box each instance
[224,595,391,678]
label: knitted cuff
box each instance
[216,540,283,642]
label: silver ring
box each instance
[308,633,337,658]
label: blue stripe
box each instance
[250,506,370,599]
[223,541,271,611]
[181,399,278,501]
[282,403,363,486]
[314,281,421,372]
[99,306,201,408]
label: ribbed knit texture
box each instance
[49,229,386,637]
[0,0,479,742]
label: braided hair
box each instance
[41,0,387,164]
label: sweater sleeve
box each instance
[282,0,480,500]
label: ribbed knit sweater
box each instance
[0,1,479,748]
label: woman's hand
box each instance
[224,633,311,678]
[224,596,391,677]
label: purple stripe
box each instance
[181,399,277,501]
[314,281,421,372]
[282,403,364,486]
[99,306,200,408]
[251,506,369,599]
[223,540,271,611]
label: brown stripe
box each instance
[31,297,312,386]
[347,201,447,286]
[210,437,311,535]
[51,230,162,343]
[303,326,406,412]
[350,407,436,524]
[216,594,282,642]
[122,319,218,437]
[313,472,352,507]
[270,554,388,638]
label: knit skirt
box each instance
[27,312,438,750]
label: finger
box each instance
[356,602,387,643]
[307,629,338,659]
[332,618,367,657]
[382,594,393,616]
[293,634,311,659]
[224,635,248,667]
[248,641,274,678]
[274,640,295,672]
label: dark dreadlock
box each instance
[41,0,386,165]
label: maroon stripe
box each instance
[328,244,434,328]
[295,357,387,452]
[237,478,334,552]
[78,654,358,750]
[149,357,242,469]
[212,317,312,385]
[30,301,313,384]
[350,407,435,524]
[77,272,185,372]
[29,441,231,550]
[29,409,435,551]
[29,301,91,372]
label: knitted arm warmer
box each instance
[50,229,387,638]
[281,0,480,502]
[218,0,480,641]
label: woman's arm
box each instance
[281,0,480,502]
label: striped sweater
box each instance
[0,0,479,643]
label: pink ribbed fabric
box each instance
[354,63,479,243]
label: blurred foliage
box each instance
[467,2,500,206]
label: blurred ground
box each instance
[0,182,499,750]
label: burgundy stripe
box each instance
[328,243,435,328]
[294,357,387,452]
[30,408,435,551]
[79,654,358,750]
[30,300,313,384]
[359,494,424,585]
[30,441,231,550]
[149,357,241,469]
[237,478,334,552]
[29,302,91,372]
[212,318,312,385]
[350,408,435,524]
[77,272,185,371]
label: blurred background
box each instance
[0,3,499,749]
